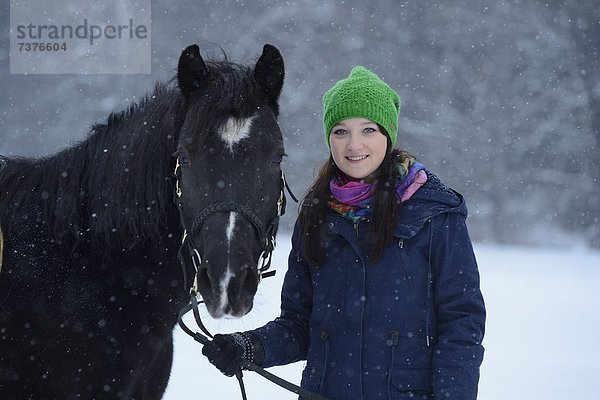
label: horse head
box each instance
[174,44,286,318]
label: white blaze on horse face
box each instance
[219,116,255,152]
[218,268,234,316]
[226,212,236,243]
[218,212,237,316]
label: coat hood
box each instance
[394,171,467,239]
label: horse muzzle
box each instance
[195,259,258,319]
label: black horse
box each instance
[0,43,286,399]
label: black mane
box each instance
[0,82,183,248]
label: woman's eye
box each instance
[332,128,347,136]
[363,127,377,134]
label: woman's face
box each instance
[329,118,388,181]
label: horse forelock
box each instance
[179,60,275,143]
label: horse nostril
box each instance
[242,265,258,290]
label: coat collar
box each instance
[394,172,466,239]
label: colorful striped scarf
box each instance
[328,157,427,223]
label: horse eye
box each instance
[178,154,190,166]
[273,153,286,165]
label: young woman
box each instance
[203,66,486,400]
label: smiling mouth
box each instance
[346,155,368,161]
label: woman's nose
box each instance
[347,132,363,150]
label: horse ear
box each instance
[253,44,285,112]
[178,44,209,98]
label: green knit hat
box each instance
[323,66,401,147]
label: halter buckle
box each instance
[191,248,202,270]
[174,158,182,198]
[176,182,182,198]
[190,248,202,295]
[277,171,286,216]
[174,157,181,176]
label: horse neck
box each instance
[0,85,186,250]
[79,86,186,247]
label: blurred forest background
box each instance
[1,0,598,248]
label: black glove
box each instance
[202,332,265,377]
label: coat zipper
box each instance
[353,219,362,237]
[398,237,414,298]
[425,219,433,347]
[319,331,330,390]
[347,216,366,398]
[387,330,399,400]
[330,213,366,397]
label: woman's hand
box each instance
[202,334,245,377]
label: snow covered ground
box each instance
[163,234,600,400]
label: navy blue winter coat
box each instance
[253,173,486,399]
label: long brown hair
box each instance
[299,132,413,266]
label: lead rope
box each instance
[177,293,331,400]
[177,294,249,400]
